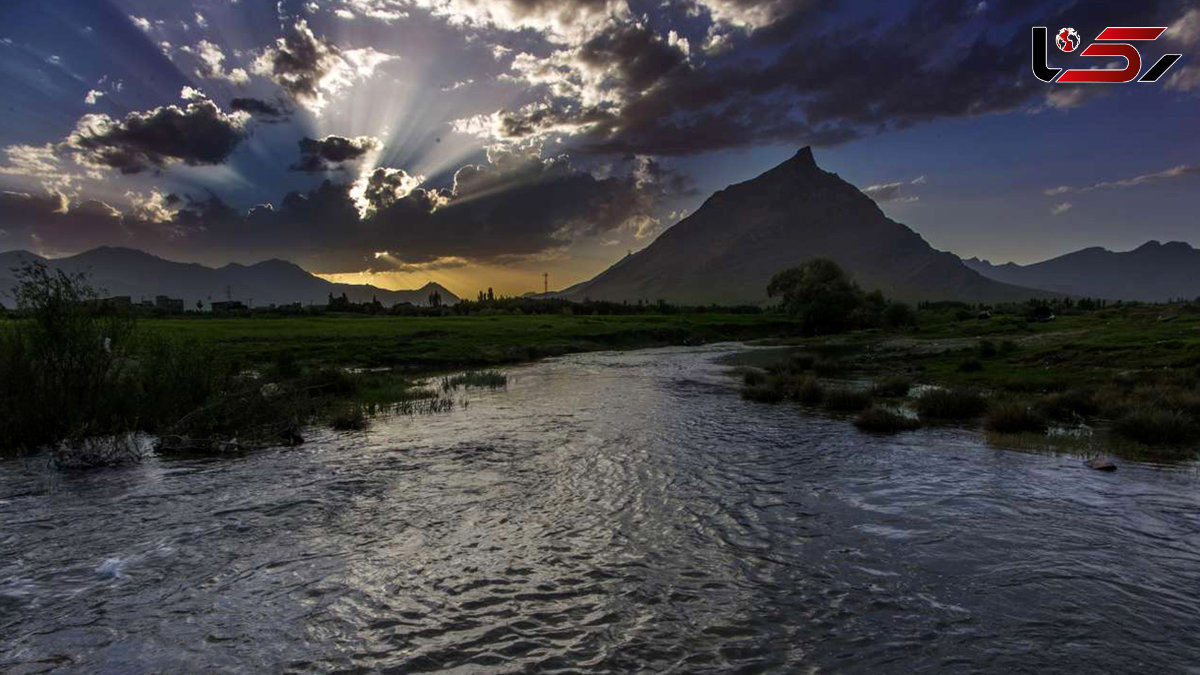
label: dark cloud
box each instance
[65,99,248,174]
[0,190,151,253]
[229,97,289,121]
[254,20,339,104]
[290,135,380,172]
[576,22,689,93]
[116,150,682,272]
[480,0,1171,156]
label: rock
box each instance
[260,382,283,399]
[1086,456,1117,472]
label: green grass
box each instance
[915,388,988,421]
[823,388,873,412]
[143,313,798,371]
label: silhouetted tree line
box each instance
[446,295,764,316]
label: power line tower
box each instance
[543,272,549,294]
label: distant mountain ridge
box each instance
[963,241,1200,302]
[564,147,1041,304]
[0,247,458,308]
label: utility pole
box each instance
[543,272,549,294]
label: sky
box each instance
[0,0,1197,298]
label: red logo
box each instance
[1056,28,1080,52]
[1033,26,1182,84]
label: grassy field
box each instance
[805,303,1200,390]
[143,313,799,371]
[739,302,1200,461]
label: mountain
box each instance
[964,241,1200,302]
[563,147,1040,305]
[0,247,459,309]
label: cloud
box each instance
[1166,7,1200,47]
[1051,202,1072,215]
[84,90,104,105]
[1047,164,1200,194]
[406,0,625,46]
[181,40,250,85]
[0,190,141,253]
[1165,65,1200,92]
[454,0,1172,156]
[252,19,396,114]
[691,0,799,30]
[64,95,249,174]
[229,97,289,121]
[91,148,683,273]
[862,175,925,203]
[291,135,380,172]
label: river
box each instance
[3,344,1200,673]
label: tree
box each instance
[767,258,864,335]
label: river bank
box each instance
[1,313,798,462]
[734,302,1200,462]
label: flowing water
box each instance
[3,344,1200,673]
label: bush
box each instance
[793,375,825,405]
[916,388,988,420]
[1036,388,1099,421]
[985,402,1048,434]
[823,388,873,412]
[1112,408,1200,446]
[854,407,921,433]
[330,404,369,431]
[883,302,918,329]
[978,339,997,358]
[871,376,912,398]
[0,262,136,450]
[957,359,984,373]
[742,369,768,387]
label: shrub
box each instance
[1036,388,1099,421]
[854,407,921,433]
[999,340,1019,355]
[793,375,825,405]
[0,262,135,450]
[330,404,369,431]
[957,359,984,373]
[742,369,768,387]
[1112,408,1200,446]
[985,402,1048,434]
[823,388,873,412]
[743,382,785,403]
[871,376,912,398]
[883,301,918,329]
[978,339,997,358]
[916,388,988,420]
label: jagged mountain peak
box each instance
[565,148,1038,304]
